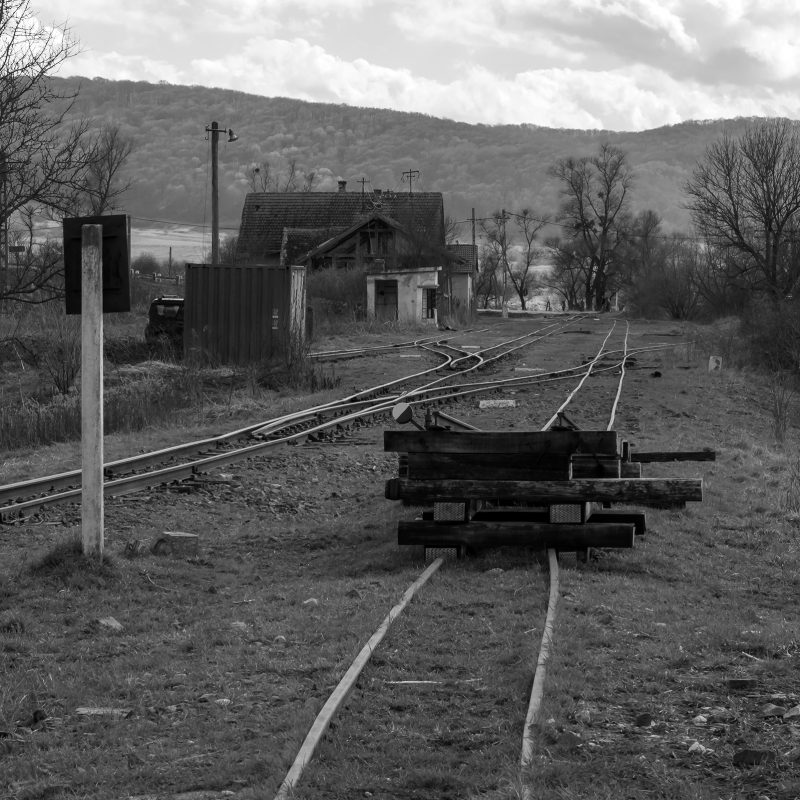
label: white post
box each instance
[81,225,104,558]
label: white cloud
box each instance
[30,0,800,131]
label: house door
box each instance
[375,280,398,321]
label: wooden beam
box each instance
[405,452,571,480]
[471,509,549,523]
[397,521,636,549]
[620,461,642,478]
[385,477,703,504]
[584,509,647,536]
[569,454,621,478]
[384,429,620,455]
[630,449,716,462]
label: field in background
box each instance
[37,221,213,264]
[130,223,211,263]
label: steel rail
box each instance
[521,321,632,775]
[1,323,669,522]
[0,323,575,519]
[271,321,636,797]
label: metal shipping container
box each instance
[184,263,306,365]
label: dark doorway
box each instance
[375,280,398,321]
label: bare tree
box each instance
[549,143,634,310]
[542,236,588,310]
[512,208,548,309]
[0,1,91,216]
[78,124,134,215]
[444,214,463,245]
[480,210,513,307]
[685,118,800,308]
[248,158,315,193]
[0,0,99,303]
[475,244,501,309]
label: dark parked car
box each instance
[144,296,184,349]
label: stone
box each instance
[760,703,787,717]
[783,705,800,720]
[733,749,776,767]
[151,531,199,557]
[726,677,757,692]
[478,398,517,409]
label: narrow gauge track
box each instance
[0,321,678,525]
[1,318,595,522]
[272,321,636,799]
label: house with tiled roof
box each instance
[235,182,471,323]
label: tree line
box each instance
[469,121,800,327]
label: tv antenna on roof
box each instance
[401,169,419,195]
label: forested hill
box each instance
[61,76,762,233]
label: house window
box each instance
[422,288,437,319]
[361,230,391,255]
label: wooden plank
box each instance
[397,521,636,549]
[471,509,549,522]
[569,455,621,478]
[584,509,647,536]
[620,461,642,478]
[384,429,620,455]
[630,449,716,463]
[405,452,570,481]
[385,477,703,504]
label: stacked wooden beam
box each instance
[384,429,711,554]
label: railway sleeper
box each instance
[384,428,710,558]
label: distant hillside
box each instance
[60,76,763,235]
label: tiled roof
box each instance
[236,191,445,263]
[281,227,341,266]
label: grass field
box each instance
[0,316,798,799]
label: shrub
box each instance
[306,265,367,332]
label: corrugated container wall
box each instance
[183,264,306,365]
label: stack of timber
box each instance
[384,429,713,554]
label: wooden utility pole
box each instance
[501,209,509,315]
[81,225,104,558]
[205,121,237,265]
[208,121,221,265]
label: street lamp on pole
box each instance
[205,121,238,265]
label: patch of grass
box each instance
[28,535,117,586]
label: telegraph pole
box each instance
[207,122,221,265]
[205,121,237,265]
[501,209,509,314]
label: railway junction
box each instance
[1,316,798,800]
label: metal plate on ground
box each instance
[425,547,458,563]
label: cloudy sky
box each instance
[34,0,800,131]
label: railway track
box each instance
[3,317,627,523]
[0,316,732,800]
[271,320,646,798]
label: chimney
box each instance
[338,180,347,193]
